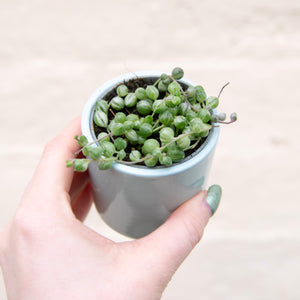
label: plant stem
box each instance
[160,131,194,151]
[153,124,165,133]
[109,108,116,117]
[153,78,161,87]
[217,119,237,124]
[74,132,113,155]
[184,137,202,151]
[218,82,230,99]
[117,157,148,165]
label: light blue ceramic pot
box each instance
[81,71,220,238]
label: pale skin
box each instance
[0,117,213,300]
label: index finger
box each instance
[30,117,82,194]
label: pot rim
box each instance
[82,71,220,178]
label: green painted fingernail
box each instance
[206,184,222,216]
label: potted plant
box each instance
[67,67,237,238]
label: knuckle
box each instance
[12,208,41,239]
[13,210,32,233]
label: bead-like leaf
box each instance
[94,110,108,128]
[172,67,184,80]
[74,159,89,172]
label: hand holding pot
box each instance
[0,118,221,300]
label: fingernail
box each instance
[206,184,222,216]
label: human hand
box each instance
[0,117,221,300]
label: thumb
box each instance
[139,185,222,271]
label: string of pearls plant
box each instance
[67,67,237,172]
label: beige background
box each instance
[0,0,299,299]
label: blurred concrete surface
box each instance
[0,0,299,299]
